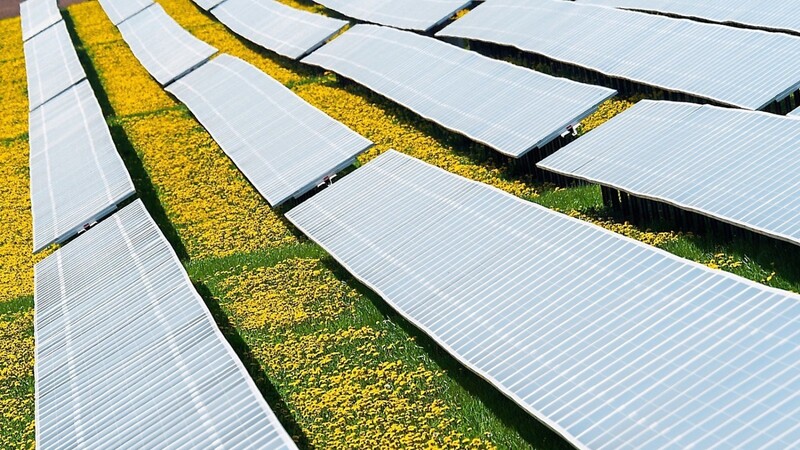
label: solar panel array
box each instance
[538,100,800,247]
[312,0,471,31]
[20,0,61,41]
[167,54,373,206]
[23,20,86,111]
[116,4,217,85]
[35,200,298,449]
[577,0,800,35]
[96,0,154,26]
[211,0,348,60]
[437,0,800,110]
[192,0,227,11]
[303,24,615,158]
[29,80,136,253]
[287,149,800,450]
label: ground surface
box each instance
[1,1,799,449]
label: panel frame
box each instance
[313,0,473,32]
[166,54,373,206]
[210,0,348,60]
[537,100,800,248]
[302,24,616,158]
[115,3,217,85]
[287,150,800,450]
[34,200,298,449]
[29,79,136,253]
[20,0,62,41]
[576,0,800,35]
[23,19,87,111]
[96,0,155,26]
[436,0,800,110]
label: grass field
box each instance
[1,1,798,448]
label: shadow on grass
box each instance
[64,12,190,262]
[318,257,577,450]
[194,281,311,449]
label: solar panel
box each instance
[302,24,615,158]
[23,20,86,111]
[790,106,800,118]
[437,0,800,110]
[29,80,136,253]
[287,149,800,450]
[211,0,348,60]
[116,4,217,85]
[167,54,372,206]
[576,0,800,35]
[96,0,154,26]
[20,0,61,41]
[193,0,232,11]
[313,0,471,31]
[538,100,800,247]
[35,200,298,449]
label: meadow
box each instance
[1,1,798,448]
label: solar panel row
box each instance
[29,80,136,253]
[96,0,153,26]
[576,0,800,35]
[23,20,86,111]
[287,150,800,450]
[437,0,800,110]
[20,4,134,253]
[35,200,298,449]
[312,0,471,32]
[20,0,61,41]
[303,24,616,158]
[167,54,373,206]
[211,0,348,60]
[538,100,800,248]
[191,0,227,11]
[116,3,217,85]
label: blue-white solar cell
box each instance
[35,200,298,449]
[538,100,800,247]
[211,0,347,59]
[115,4,217,85]
[287,150,800,450]
[303,24,615,158]
[167,54,372,206]
[577,0,800,35]
[437,0,800,110]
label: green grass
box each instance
[56,1,800,449]
[193,248,574,449]
[0,295,33,316]
[64,5,574,448]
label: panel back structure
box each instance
[287,150,800,450]
[538,100,800,247]
[211,0,348,59]
[167,54,372,206]
[437,0,800,110]
[29,80,136,253]
[116,4,217,85]
[35,200,298,449]
[313,0,471,31]
[302,24,615,158]
[577,0,800,35]
[23,20,86,111]
[97,0,154,26]
[20,0,61,41]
